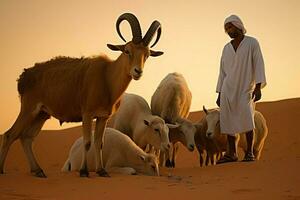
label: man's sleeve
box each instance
[253,39,267,88]
[216,56,225,93]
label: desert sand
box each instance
[0,98,299,200]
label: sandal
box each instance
[217,154,238,164]
[242,152,255,162]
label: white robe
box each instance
[216,36,266,135]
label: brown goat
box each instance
[0,13,163,178]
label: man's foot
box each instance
[242,152,255,162]
[97,168,110,177]
[216,154,238,164]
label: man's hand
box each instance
[216,93,221,107]
[252,83,262,102]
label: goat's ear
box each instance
[107,44,125,52]
[139,155,146,162]
[166,123,180,129]
[203,105,208,115]
[150,50,164,57]
[144,120,150,126]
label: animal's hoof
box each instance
[34,169,47,178]
[97,168,110,177]
[165,159,173,168]
[171,161,175,168]
[79,169,89,177]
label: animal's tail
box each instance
[61,158,71,172]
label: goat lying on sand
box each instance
[0,13,163,178]
[62,128,160,176]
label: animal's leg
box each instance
[196,144,205,167]
[79,114,93,177]
[159,151,166,167]
[94,116,109,177]
[20,112,49,178]
[165,145,173,168]
[0,103,36,174]
[171,143,180,168]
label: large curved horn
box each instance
[116,13,142,44]
[142,20,162,48]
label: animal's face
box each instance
[139,154,160,176]
[179,121,196,151]
[126,42,149,80]
[107,42,163,81]
[144,118,171,152]
[205,110,220,139]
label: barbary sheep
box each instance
[151,72,197,167]
[111,93,174,152]
[62,128,160,176]
[195,106,268,166]
[0,13,163,178]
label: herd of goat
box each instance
[0,13,268,178]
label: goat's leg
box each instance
[20,112,49,178]
[159,151,166,167]
[165,145,173,168]
[171,143,180,168]
[79,114,93,177]
[94,116,109,177]
[0,106,36,174]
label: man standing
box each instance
[216,15,266,163]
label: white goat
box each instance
[110,93,173,152]
[0,13,163,178]
[151,72,197,167]
[62,128,160,176]
[195,107,268,166]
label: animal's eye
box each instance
[154,129,159,133]
[124,49,130,55]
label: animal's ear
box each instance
[139,155,146,162]
[166,123,180,129]
[144,120,150,126]
[107,44,125,52]
[150,50,164,57]
[203,105,208,115]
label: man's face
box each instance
[224,22,241,39]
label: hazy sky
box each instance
[0,0,299,132]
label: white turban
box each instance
[224,15,247,34]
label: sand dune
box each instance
[0,98,299,200]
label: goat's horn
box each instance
[142,20,161,48]
[116,13,142,44]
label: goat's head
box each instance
[168,120,196,152]
[143,117,171,152]
[203,106,221,139]
[138,153,160,176]
[107,13,163,80]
